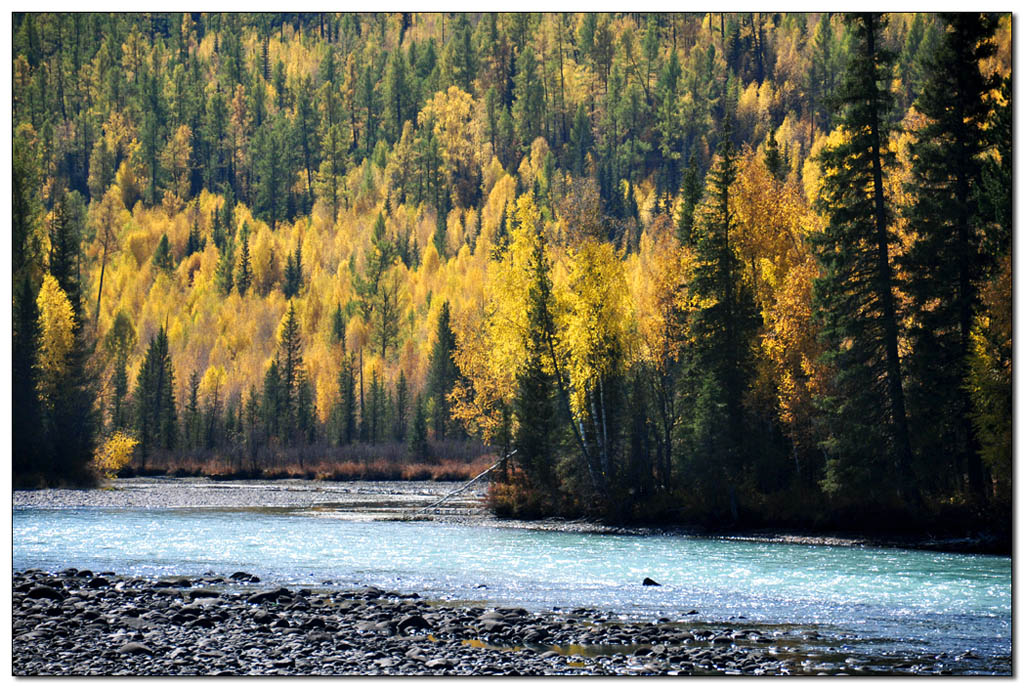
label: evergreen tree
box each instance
[184,369,202,450]
[13,277,46,480]
[427,301,459,441]
[901,13,1000,498]
[393,369,409,443]
[261,359,283,442]
[686,112,760,514]
[569,102,592,177]
[368,367,383,444]
[408,393,430,461]
[104,310,136,432]
[152,233,174,271]
[134,326,177,466]
[812,13,914,503]
[282,245,303,298]
[215,240,234,295]
[43,192,97,483]
[277,301,305,442]
[330,303,346,344]
[185,207,205,256]
[763,128,785,182]
[336,354,357,445]
[514,213,560,495]
[676,155,701,245]
[235,234,253,296]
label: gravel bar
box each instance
[13,568,965,676]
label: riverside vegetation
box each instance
[12,13,1011,538]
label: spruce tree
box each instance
[261,360,283,442]
[215,240,234,295]
[812,13,914,503]
[676,155,701,245]
[408,393,430,461]
[514,217,559,494]
[686,112,760,512]
[393,370,409,443]
[134,327,177,466]
[13,277,46,480]
[277,301,305,441]
[152,233,174,271]
[427,301,459,441]
[235,235,253,296]
[336,355,357,445]
[901,13,999,498]
[44,192,97,483]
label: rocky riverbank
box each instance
[14,568,970,676]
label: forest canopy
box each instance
[11,12,1011,535]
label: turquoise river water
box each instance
[13,505,1011,674]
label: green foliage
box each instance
[811,13,912,503]
[152,233,175,271]
[427,301,459,441]
[901,13,1001,498]
[134,326,177,463]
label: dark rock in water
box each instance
[87,577,110,588]
[230,571,260,583]
[116,642,153,655]
[642,577,660,586]
[684,609,698,615]
[27,585,65,601]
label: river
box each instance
[12,478,1011,674]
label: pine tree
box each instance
[153,233,175,271]
[261,360,283,442]
[134,326,177,466]
[427,300,459,441]
[234,234,252,296]
[901,14,1000,499]
[393,369,409,442]
[277,301,305,442]
[763,128,785,182]
[185,207,205,256]
[514,211,560,494]
[812,13,914,503]
[676,155,701,245]
[282,245,303,298]
[13,277,46,480]
[42,192,97,484]
[331,304,346,345]
[408,393,430,461]
[686,112,760,513]
[215,240,234,295]
[336,354,357,445]
[185,369,202,450]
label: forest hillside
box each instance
[12,13,1011,535]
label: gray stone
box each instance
[116,642,154,655]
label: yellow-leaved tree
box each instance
[92,431,139,479]
[36,274,76,406]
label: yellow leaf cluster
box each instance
[92,431,139,479]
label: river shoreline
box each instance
[14,568,981,676]
[14,477,1009,555]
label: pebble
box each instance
[11,568,966,677]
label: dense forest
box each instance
[12,13,1011,534]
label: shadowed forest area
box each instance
[12,12,1011,538]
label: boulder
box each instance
[26,585,65,601]
[642,577,660,586]
[116,642,153,655]
[397,614,432,633]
